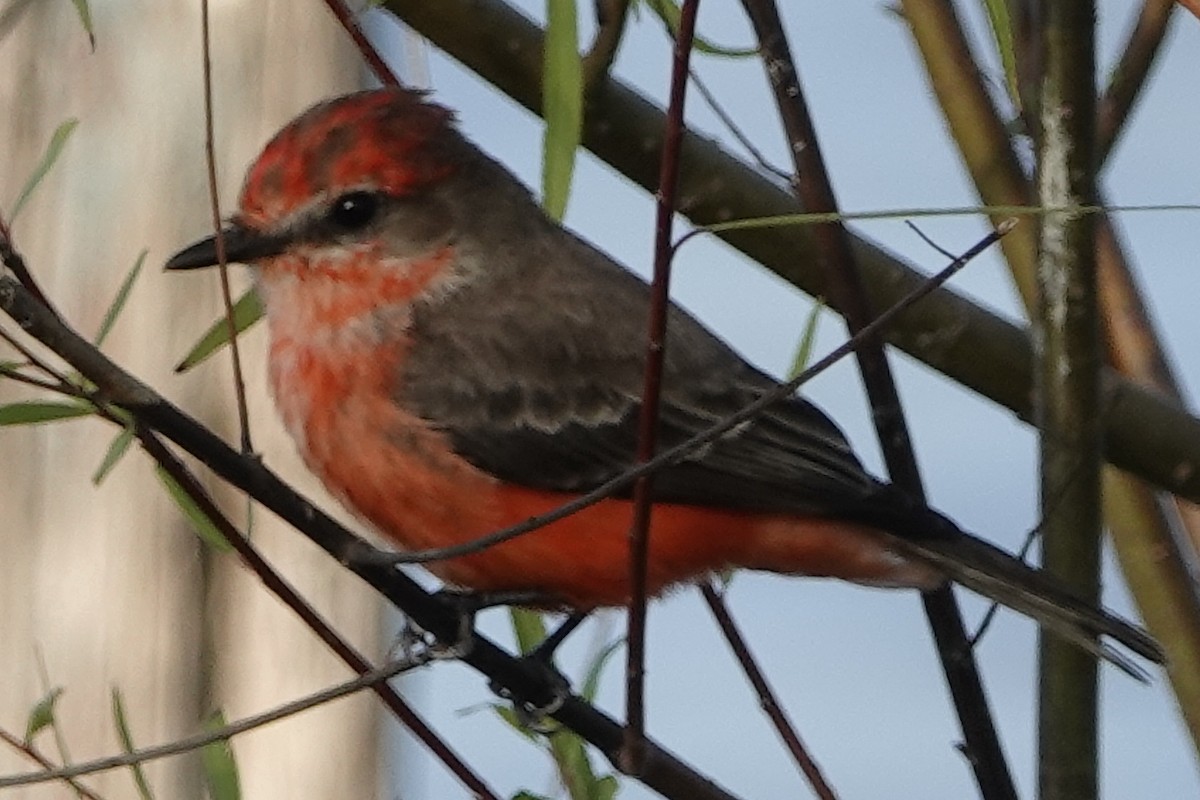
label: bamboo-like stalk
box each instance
[900,0,1200,756]
[1035,6,1101,798]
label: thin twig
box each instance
[0,727,105,800]
[322,0,400,87]
[1097,0,1176,165]
[0,658,424,791]
[199,0,253,454]
[700,583,837,800]
[582,0,631,87]
[737,2,1016,797]
[624,0,701,772]
[133,425,503,800]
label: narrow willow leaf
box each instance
[594,774,619,800]
[155,467,232,552]
[512,792,552,800]
[640,0,757,57]
[174,289,263,373]
[980,0,1019,109]
[201,711,241,800]
[0,401,92,426]
[95,251,147,348]
[93,426,136,485]
[549,730,601,800]
[493,705,541,741]
[542,0,583,221]
[24,687,64,743]
[111,690,155,800]
[10,119,79,221]
[68,0,96,49]
[785,299,825,381]
[509,607,549,655]
[579,638,623,704]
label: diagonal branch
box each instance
[0,273,746,800]
[737,3,1015,797]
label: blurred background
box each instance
[1,2,1197,798]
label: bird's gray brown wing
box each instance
[397,235,911,528]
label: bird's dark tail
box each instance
[909,530,1161,679]
[862,492,1164,680]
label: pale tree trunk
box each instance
[0,3,382,798]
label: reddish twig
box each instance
[624,0,701,772]
[322,0,401,87]
[736,2,1017,798]
[700,583,837,800]
[134,425,502,800]
[0,727,104,800]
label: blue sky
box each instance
[369,4,1200,798]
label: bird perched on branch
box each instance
[167,88,1161,675]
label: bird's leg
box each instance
[525,611,588,666]
[487,611,592,729]
[430,588,566,658]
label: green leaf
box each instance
[980,0,1019,109]
[0,401,92,426]
[155,467,232,553]
[493,704,542,741]
[111,689,155,800]
[95,251,146,348]
[24,687,64,743]
[549,729,602,800]
[201,711,241,800]
[542,0,583,221]
[10,119,79,221]
[785,299,825,382]
[173,289,263,373]
[639,0,757,57]
[512,792,552,800]
[68,0,96,49]
[579,638,623,704]
[594,774,619,800]
[509,608,548,655]
[93,425,136,485]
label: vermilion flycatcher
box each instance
[167,89,1160,671]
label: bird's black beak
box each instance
[165,223,288,270]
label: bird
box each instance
[166,87,1161,675]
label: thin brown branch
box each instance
[322,0,400,87]
[1097,0,1176,164]
[199,0,253,454]
[134,425,502,800]
[0,659,425,792]
[0,727,105,800]
[737,2,1016,797]
[700,583,837,800]
[582,0,631,87]
[625,0,700,772]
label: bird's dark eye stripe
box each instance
[328,190,381,231]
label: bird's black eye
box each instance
[328,191,380,231]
